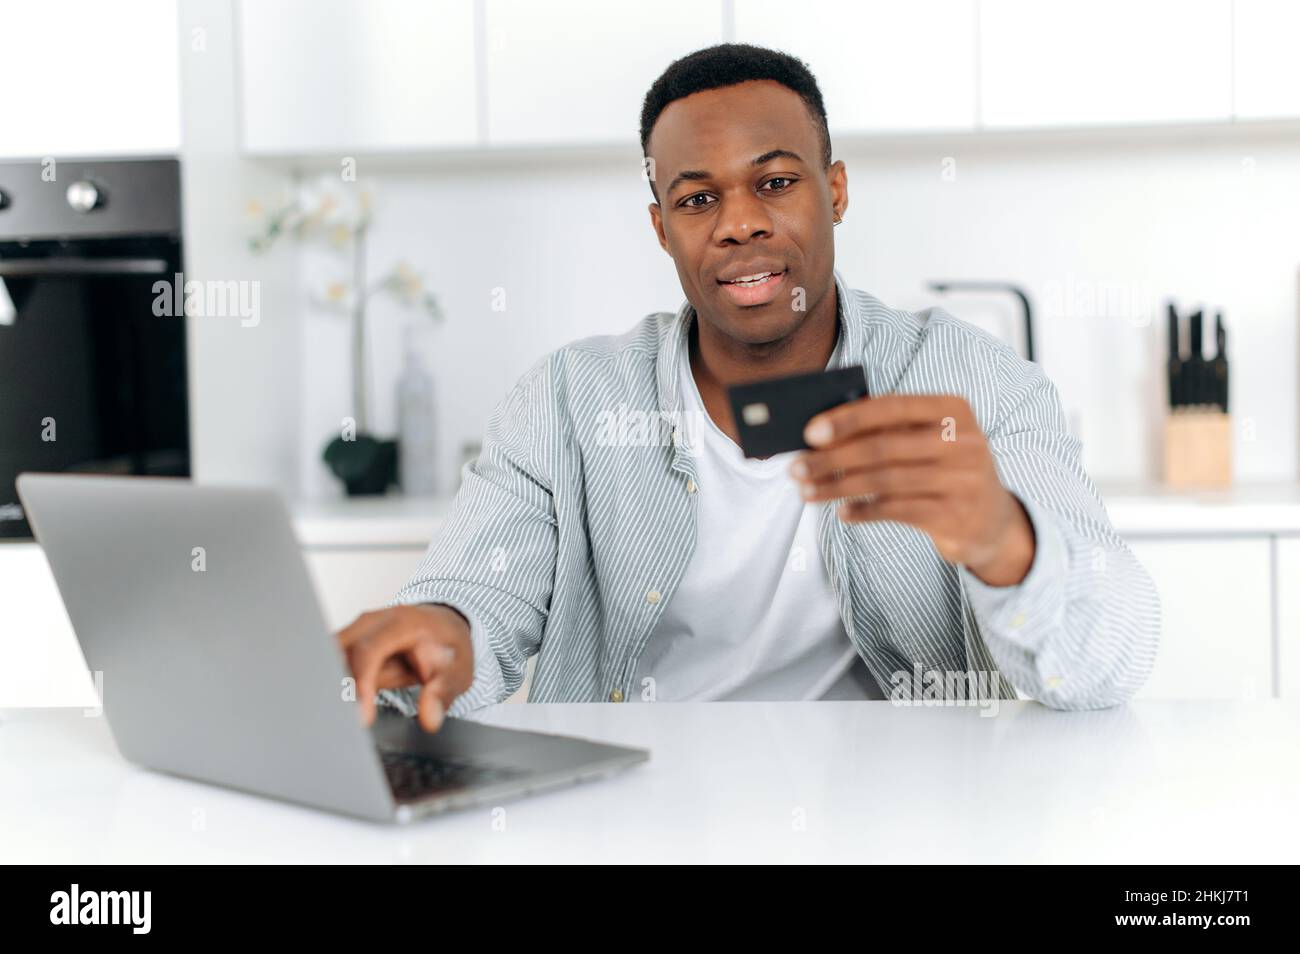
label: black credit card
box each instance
[725,364,868,458]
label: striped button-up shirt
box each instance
[386,269,1160,715]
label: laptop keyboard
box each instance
[380,750,528,802]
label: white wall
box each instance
[294,155,685,498]
[178,0,301,490]
[847,130,1300,483]
[290,129,1300,497]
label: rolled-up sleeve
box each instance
[957,348,1161,710]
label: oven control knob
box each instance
[66,180,102,213]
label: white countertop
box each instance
[1099,480,1300,536]
[3,700,1298,863]
[291,494,454,548]
[289,481,1300,547]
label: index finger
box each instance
[804,394,962,447]
[350,627,437,726]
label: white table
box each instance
[3,700,1298,863]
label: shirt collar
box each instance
[656,267,865,421]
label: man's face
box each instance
[647,79,847,348]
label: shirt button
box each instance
[645,589,661,604]
[1046,676,1063,689]
[609,688,624,702]
[685,478,697,494]
[671,428,680,446]
[1010,612,1027,629]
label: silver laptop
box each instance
[16,473,648,824]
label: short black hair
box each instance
[639,43,832,199]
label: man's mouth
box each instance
[720,270,782,287]
[716,269,787,306]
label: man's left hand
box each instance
[789,394,1035,587]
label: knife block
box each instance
[1163,408,1232,488]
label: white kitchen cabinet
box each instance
[0,544,98,709]
[1232,0,1300,119]
[303,547,429,631]
[1273,537,1300,699]
[484,0,723,146]
[1126,537,1273,700]
[238,0,478,154]
[734,0,977,134]
[979,0,1233,128]
[0,0,180,158]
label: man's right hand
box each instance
[336,604,474,733]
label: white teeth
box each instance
[727,270,779,285]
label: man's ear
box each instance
[648,202,669,254]
[828,160,849,220]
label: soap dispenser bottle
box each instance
[397,326,437,495]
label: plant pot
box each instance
[323,434,399,496]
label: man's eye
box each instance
[679,179,793,208]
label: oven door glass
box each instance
[0,236,189,539]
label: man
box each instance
[338,44,1160,733]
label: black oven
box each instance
[0,158,189,540]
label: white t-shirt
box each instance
[630,330,882,702]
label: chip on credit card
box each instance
[725,364,868,459]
